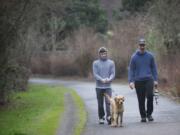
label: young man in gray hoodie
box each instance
[92,47,115,124]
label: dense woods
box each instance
[0,0,180,104]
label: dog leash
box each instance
[154,88,159,105]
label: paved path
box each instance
[56,93,77,135]
[29,78,180,135]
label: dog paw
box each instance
[111,124,117,127]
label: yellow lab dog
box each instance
[104,93,124,127]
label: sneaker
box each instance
[141,117,147,122]
[99,118,104,124]
[107,116,111,125]
[147,115,154,121]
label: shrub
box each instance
[121,0,152,12]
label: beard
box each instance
[100,55,107,61]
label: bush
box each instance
[64,0,108,33]
[121,0,152,12]
[0,65,30,104]
[151,0,180,52]
[31,53,51,75]
[49,53,79,76]
[31,16,148,79]
[148,0,180,97]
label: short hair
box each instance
[98,47,107,53]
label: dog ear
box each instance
[114,97,118,102]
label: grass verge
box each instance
[0,84,87,135]
[70,90,87,135]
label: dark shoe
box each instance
[147,116,154,121]
[141,117,147,122]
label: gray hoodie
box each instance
[92,59,115,89]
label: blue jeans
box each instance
[96,88,112,119]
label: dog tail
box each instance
[104,93,111,102]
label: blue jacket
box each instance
[93,59,115,89]
[128,50,158,83]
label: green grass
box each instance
[0,84,87,135]
[70,90,87,135]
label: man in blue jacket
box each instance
[128,38,158,122]
[93,47,115,124]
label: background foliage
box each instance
[0,0,180,104]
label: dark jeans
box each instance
[96,88,112,119]
[135,79,154,118]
